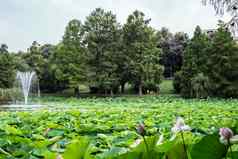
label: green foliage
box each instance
[83,8,121,94]
[157,28,189,78]
[63,137,93,159]
[53,19,86,93]
[159,80,173,94]
[0,94,238,159]
[177,26,211,98]
[0,88,21,104]
[173,71,183,93]
[23,41,46,74]
[191,73,211,98]
[123,10,163,95]
[176,24,238,98]
[206,25,238,97]
[0,44,16,88]
[0,95,237,158]
[190,135,226,159]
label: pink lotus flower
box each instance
[219,128,238,145]
[219,128,233,140]
[171,117,191,134]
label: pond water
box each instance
[0,104,44,111]
[0,103,86,112]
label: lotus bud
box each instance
[137,123,146,136]
[219,128,234,140]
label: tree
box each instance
[52,19,86,95]
[20,41,46,94]
[38,44,58,92]
[206,24,238,97]
[176,26,211,98]
[0,44,15,88]
[157,28,189,78]
[123,10,163,95]
[157,27,173,78]
[176,24,238,98]
[22,41,45,74]
[0,44,8,53]
[172,32,189,73]
[83,8,121,95]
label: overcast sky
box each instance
[0,0,230,52]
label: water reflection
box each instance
[0,104,43,111]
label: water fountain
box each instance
[16,71,39,104]
[0,71,41,111]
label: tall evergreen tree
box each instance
[123,10,163,95]
[83,8,121,95]
[207,24,238,97]
[176,26,211,97]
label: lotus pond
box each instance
[0,95,238,159]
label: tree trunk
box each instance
[139,83,143,96]
[74,87,80,98]
[110,89,114,97]
[121,83,125,94]
[156,87,160,95]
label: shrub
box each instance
[0,88,21,104]
[191,73,211,98]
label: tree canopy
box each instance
[174,24,238,98]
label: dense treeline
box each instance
[0,8,187,96]
[1,8,238,98]
[174,23,238,98]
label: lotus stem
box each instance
[228,139,233,159]
[142,136,149,157]
[181,132,188,159]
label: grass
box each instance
[159,79,174,94]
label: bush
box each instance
[191,73,211,98]
[0,88,21,104]
[143,81,160,94]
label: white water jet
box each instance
[16,71,38,104]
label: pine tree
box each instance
[207,25,238,97]
[83,8,121,95]
[177,26,211,98]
